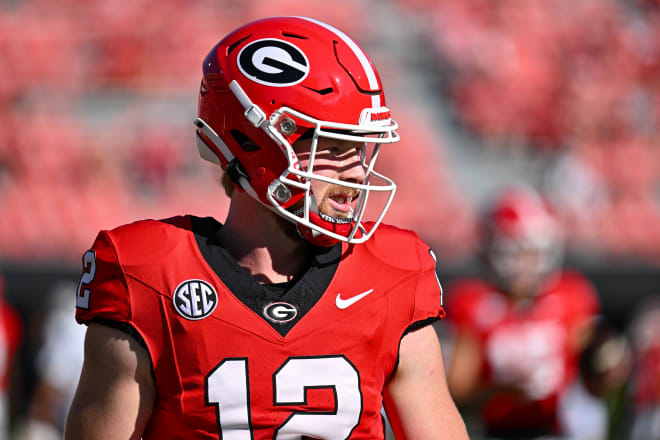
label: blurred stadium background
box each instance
[1,0,659,437]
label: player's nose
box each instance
[338,148,366,185]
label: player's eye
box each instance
[358,144,366,162]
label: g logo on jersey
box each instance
[173,279,218,320]
[238,39,309,86]
[263,302,298,323]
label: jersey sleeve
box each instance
[74,218,192,381]
[75,230,132,325]
[407,237,445,331]
[411,244,445,327]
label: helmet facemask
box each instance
[195,81,398,246]
[270,107,398,245]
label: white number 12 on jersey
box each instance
[206,355,362,439]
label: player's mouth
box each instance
[327,193,356,214]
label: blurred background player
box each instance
[628,297,660,440]
[16,281,84,440]
[0,273,23,439]
[444,185,600,439]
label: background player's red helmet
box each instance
[481,186,564,293]
[196,16,399,246]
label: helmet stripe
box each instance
[293,16,382,109]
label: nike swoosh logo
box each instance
[335,289,374,309]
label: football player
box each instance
[444,186,600,438]
[64,17,469,439]
[628,298,660,440]
[0,273,22,439]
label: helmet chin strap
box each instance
[319,212,353,224]
[291,197,356,246]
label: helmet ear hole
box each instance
[229,129,260,152]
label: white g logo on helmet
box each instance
[238,39,310,87]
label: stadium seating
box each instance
[1,0,659,265]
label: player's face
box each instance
[490,242,546,297]
[294,136,366,219]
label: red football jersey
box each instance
[74,216,444,439]
[445,271,599,434]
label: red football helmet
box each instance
[195,16,399,246]
[481,186,564,293]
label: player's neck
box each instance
[219,192,314,284]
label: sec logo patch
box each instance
[173,279,218,320]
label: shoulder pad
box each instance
[106,216,193,266]
[360,223,434,272]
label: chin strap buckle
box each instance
[225,159,250,188]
